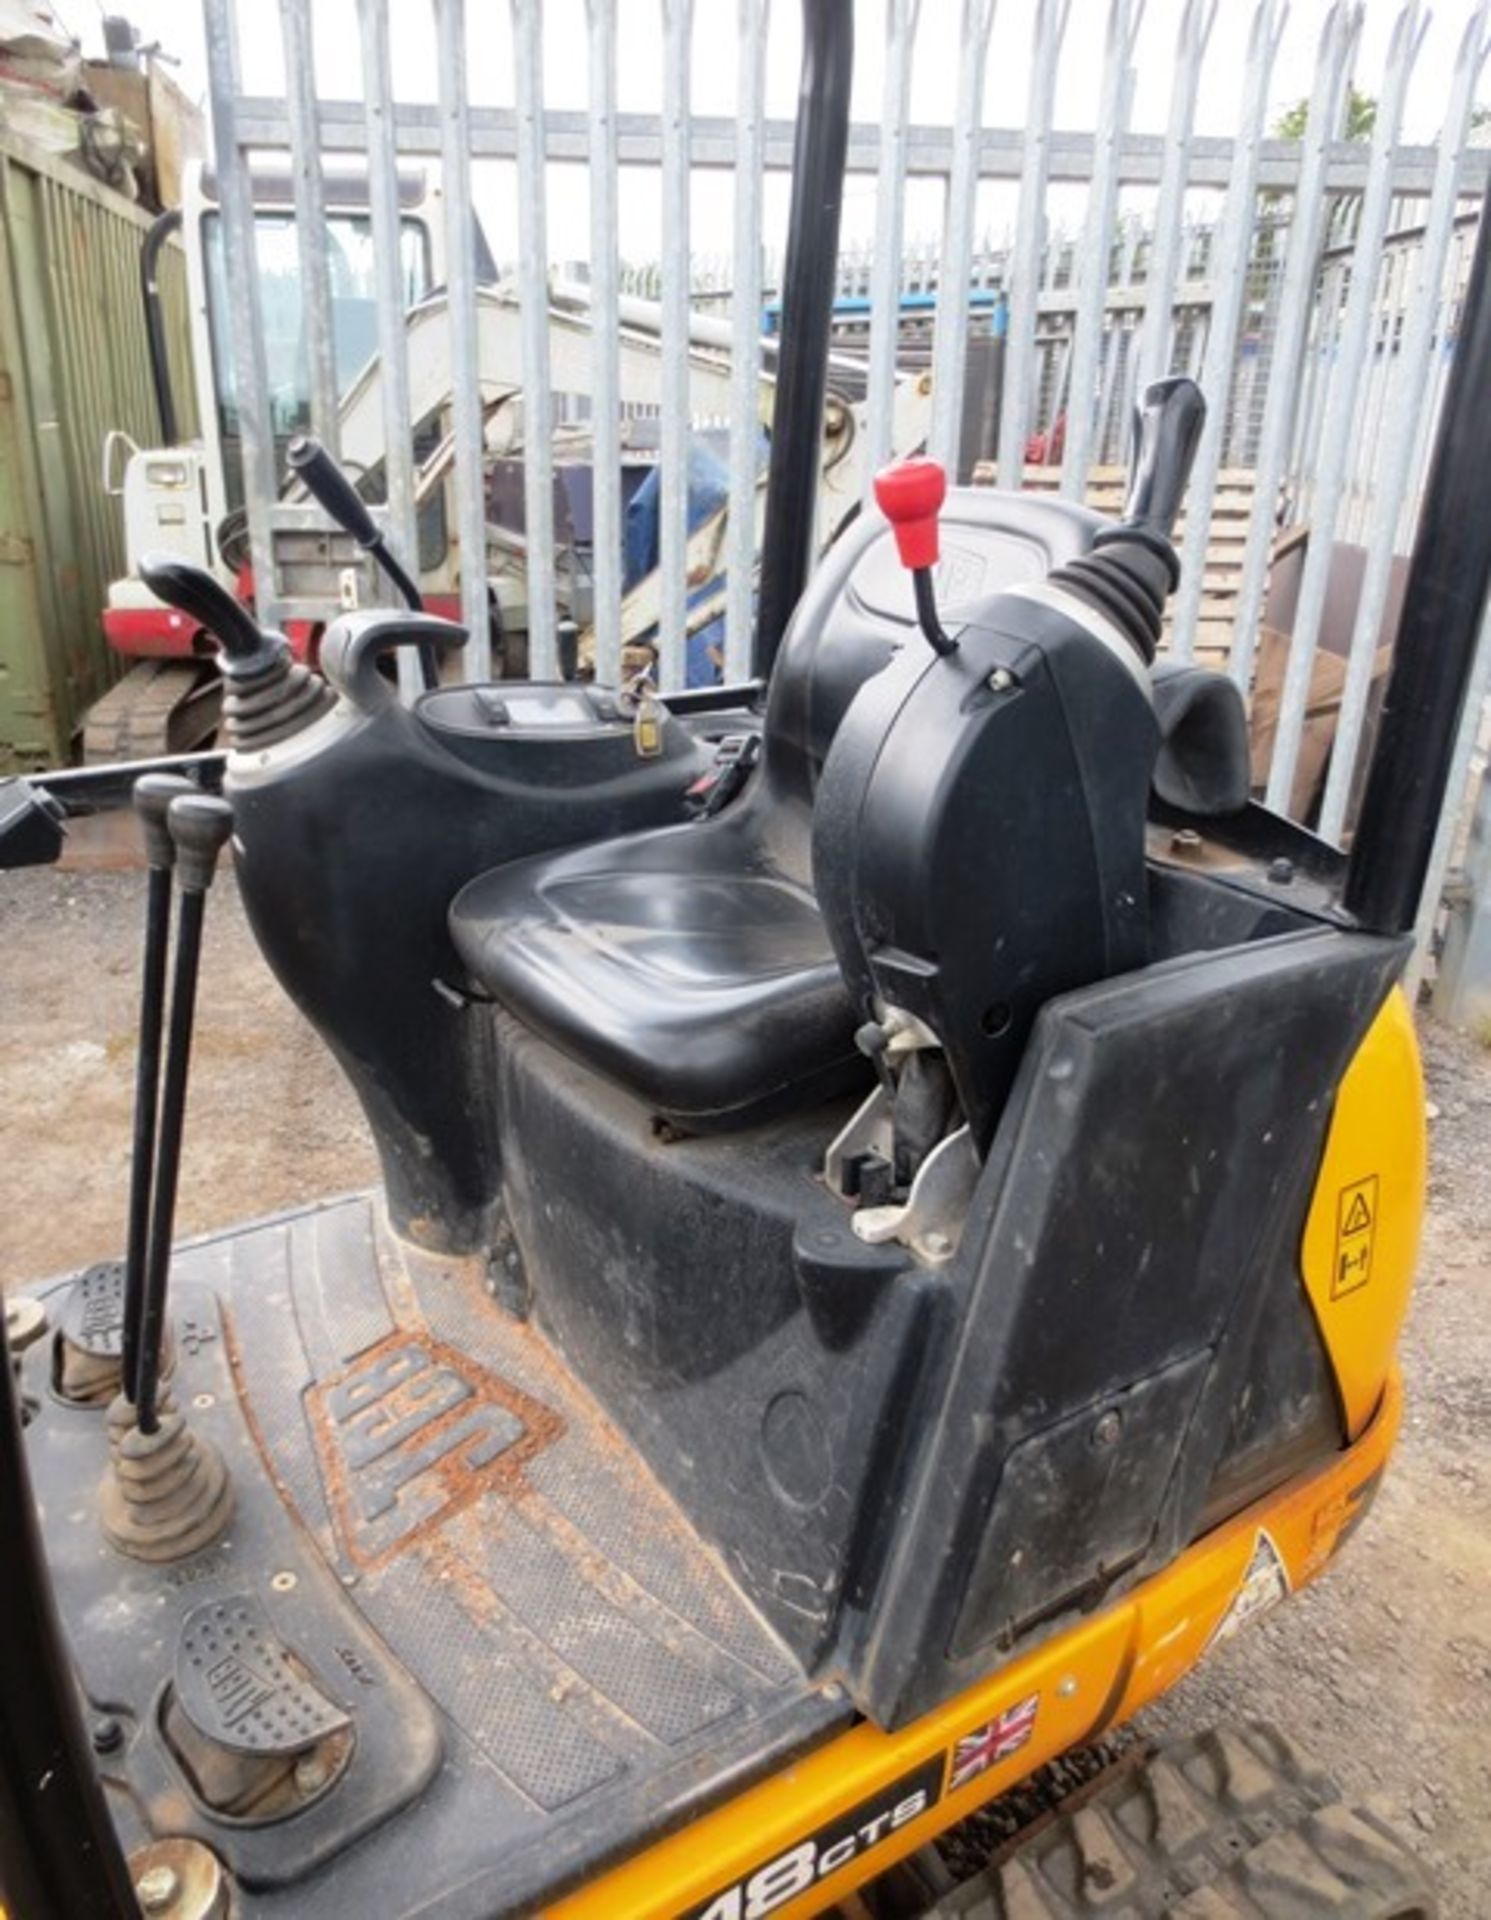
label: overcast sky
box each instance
[62,1,1490,262]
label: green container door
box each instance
[0,137,196,772]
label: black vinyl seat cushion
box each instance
[449,821,864,1129]
[449,491,1105,1128]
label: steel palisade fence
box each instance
[206,0,1491,906]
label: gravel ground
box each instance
[1,863,1487,1910]
[0,866,377,1279]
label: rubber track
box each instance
[929,1722,1436,1919]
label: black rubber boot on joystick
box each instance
[138,553,333,750]
[100,1387,233,1563]
[1047,375,1206,664]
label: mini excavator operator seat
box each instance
[449,489,1097,1133]
[452,378,1231,1154]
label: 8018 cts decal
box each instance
[680,1757,944,1920]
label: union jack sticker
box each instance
[947,1692,1040,1792]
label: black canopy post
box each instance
[1344,176,1491,934]
[753,0,853,681]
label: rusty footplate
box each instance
[307,1331,561,1569]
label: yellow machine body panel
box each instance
[547,1381,1400,1920]
[1300,986,1428,1439]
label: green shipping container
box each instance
[0,130,197,772]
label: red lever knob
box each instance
[874,457,947,572]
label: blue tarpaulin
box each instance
[624,439,746,686]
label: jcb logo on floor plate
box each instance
[307,1331,558,1567]
[681,1757,943,1919]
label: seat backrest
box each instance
[679,488,1103,901]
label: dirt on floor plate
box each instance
[1,863,1488,1914]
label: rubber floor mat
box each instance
[21,1195,845,1918]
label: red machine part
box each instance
[104,604,321,667]
[102,606,203,660]
[873,457,947,572]
[102,572,464,670]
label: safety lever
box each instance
[873,457,958,657]
[287,433,439,691]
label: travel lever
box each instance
[120,772,196,1404]
[102,792,236,1563]
[132,793,235,1435]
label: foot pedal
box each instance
[55,1260,126,1404]
[165,1594,353,1820]
[176,1594,350,1754]
[54,1261,177,1406]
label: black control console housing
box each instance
[229,651,707,1252]
[815,592,1158,1151]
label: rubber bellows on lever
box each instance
[138,553,333,750]
[1048,376,1206,665]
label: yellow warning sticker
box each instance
[1332,1173,1378,1298]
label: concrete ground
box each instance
[2,862,1487,1913]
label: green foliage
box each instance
[1273,86,1378,142]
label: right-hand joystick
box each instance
[1101,374,1207,577]
[874,458,958,658]
[1048,375,1206,666]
